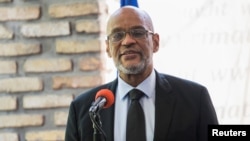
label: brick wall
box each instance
[0,0,109,141]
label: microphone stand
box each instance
[89,110,107,141]
[89,89,114,141]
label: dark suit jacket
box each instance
[65,71,218,141]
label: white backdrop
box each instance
[106,0,250,124]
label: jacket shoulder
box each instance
[72,80,116,106]
[159,73,206,90]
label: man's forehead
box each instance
[107,8,148,31]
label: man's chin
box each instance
[117,64,144,75]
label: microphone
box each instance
[89,89,114,113]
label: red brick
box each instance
[25,130,65,141]
[0,60,16,74]
[52,75,102,89]
[0,132,18,141]
[23,94,73,109]
[0,114,44,128]
[0,77,43,93]
[0,25,13,39]
[79,56,101,71]
[0,96,17,111]
[56,39,101,54]
[0,43,40,57]
[54,111,68,126]
[76,19,100,33]
[24,58,72,73]
[48,1,100,18]
[0,6,40,21]
[21,22,70,37]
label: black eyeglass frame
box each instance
[107,28,154,43]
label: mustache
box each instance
[120,50,141,56]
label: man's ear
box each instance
[105,40,112,57]
[152,33,159,53]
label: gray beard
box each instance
[116,60,146,74]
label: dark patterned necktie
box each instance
[126,89,146,141]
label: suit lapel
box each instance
[154,72,176,141]
[98,72,176,141]
[100,79,118,141]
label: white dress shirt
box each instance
[114,70,156,141]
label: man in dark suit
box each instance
[65,6,218,141]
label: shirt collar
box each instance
[117,70,156,100]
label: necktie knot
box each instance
[129,89,144,101]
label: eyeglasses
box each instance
[107,28,154,43]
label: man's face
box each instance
[106,8,159,75]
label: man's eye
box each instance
[112,32,124,40]
[132,30,145,37]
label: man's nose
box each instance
[121,32,136,46]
